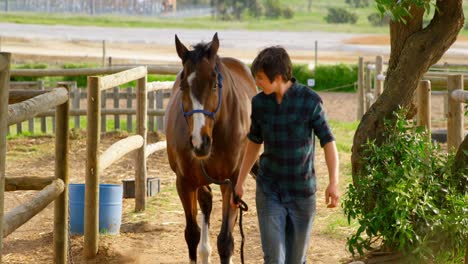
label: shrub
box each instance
[343,109,467,261]
[62,63,98,87]
[264,0,282,19]
[325,7,358,24]
[313,64,357,92]
[367,12,391,27]
[346,0,370,8]
[11,63,48,81]
[282,6,294,19]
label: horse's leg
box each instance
[197,185,213,264]
[217,185,238,264]
[177,178,200,263]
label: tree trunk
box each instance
[351,0,464,183]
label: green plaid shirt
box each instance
[248,79,335,201]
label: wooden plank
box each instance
[146,81,174,92]
[146,141,167,158]
[135,76,147,212]
[417,80,431,131]
[84,76,100,259]
[8,90,48,104]
[357,57,364,119]
[54,82,70,263]
[10,65,180,77]
[36,108,166,117]
[447,75,464,151]
[0,52,11,262]
[72,83,80,129]
[148,91,155,132]
[101,90,107,132]
[100,135,143,172]
[374,55,384,97]
[3,179,65,238]
[98,66,147,91]
[7,88,69,126]
[156,90,165,132]
[5,176,55,191]
[113,87,120,130]
[127,87,133,132]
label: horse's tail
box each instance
[249,158,260,180]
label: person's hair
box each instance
[251,46,292,83]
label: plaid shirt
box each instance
[248,79,335,202]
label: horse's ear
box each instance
[175,34,188,62]
[208,33,219,59]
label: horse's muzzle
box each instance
[190,135,212,158]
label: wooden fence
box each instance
[357,55,467,151]
[1,52,70,263]
[83,66,167,259]
[8,80,173,135]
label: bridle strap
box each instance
[181,64,223,120]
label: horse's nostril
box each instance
[202,136,211,148]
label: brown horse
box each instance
[165,33,257,263]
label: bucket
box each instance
[69,183,123,235]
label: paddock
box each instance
[1,52,464,263]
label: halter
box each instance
[181,64,223,120]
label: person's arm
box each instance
[230,139,262,207]
[323,141,339,208]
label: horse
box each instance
[165,33,257,264]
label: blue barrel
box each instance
[69,183,123,235]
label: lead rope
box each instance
[199,160,248,264]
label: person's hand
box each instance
[230,183,244,208]
[325,183,339,208]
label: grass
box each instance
[1,0,468,35]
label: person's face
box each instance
[255,71,277,95]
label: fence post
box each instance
[0,52,11,264]
[135,74,147,212]
[84,76,100,259]
[374,55,384,97]
[417,80,431,131]
[113,87,120,130]
[357,57,364,119]
[39,81,48,133]
[72,82,80,129]
[101,90,107,132]
[447,74,464,151]
[365,62,372,111]
[126,87,133,132]
[148,91,155,132]
[54,82,70,263]
[156,90,164,132]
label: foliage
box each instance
[282,6,294,19]
[325,7,358,24]
[264,0,283,19]
[367,12,391,27]
[313,64,357,92]
[343,108,467,261]
[62,63,98,87]
[374,0,436,24]
[11,63,48,81]
[346,0,370,8]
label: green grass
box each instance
[2,1,468,35]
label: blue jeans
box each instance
[256,184,316,264]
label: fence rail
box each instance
[7,81,172,135]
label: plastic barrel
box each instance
[69,183,123,235]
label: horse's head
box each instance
[175,33,222,159]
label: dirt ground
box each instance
[2,91,450,264]
[1,33,458,263]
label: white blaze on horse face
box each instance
[197,213,211,264]
[187,72,196,87]
[190,89,206,150]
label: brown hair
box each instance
[251,46,292,83]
